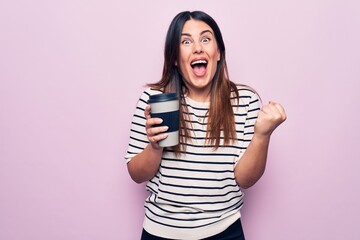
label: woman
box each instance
[125,11,286,240]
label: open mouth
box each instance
[190,59,208,77]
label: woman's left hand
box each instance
[254,101,287,137]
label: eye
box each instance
[201,37,210,43]
[182,39,191,45]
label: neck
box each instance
[184,88,211,103]
[188,92,210,103]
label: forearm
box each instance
[234,133,270,189]
[127,144,163,184]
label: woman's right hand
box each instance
[144,105,169,150]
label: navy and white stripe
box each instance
[125,87,261,239]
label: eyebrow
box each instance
[181,30,214,37]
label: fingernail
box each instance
[163,126,169,131]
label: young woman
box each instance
[125,11,286,240]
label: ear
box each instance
[217,48,221,61]
[175,61,178,66]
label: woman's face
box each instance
[178,19,220,101]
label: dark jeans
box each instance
[140,218,245,240]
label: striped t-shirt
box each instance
[125,87,261,239]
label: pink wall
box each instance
[1,1,359,239]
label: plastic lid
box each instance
[148,93,178,103]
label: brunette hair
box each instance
[148,11,240,150]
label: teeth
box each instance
[191,60,207,65]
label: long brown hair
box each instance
[148,11,239,151]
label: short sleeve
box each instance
[124,89,162,163]
[235,89,262,165]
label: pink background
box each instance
[1,0,360,239]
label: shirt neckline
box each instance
[184,95,210,108]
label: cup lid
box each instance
[148,93,178,103]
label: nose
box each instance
[193,41,203,54]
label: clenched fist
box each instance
[255,101,287,137]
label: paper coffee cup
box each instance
[148,93,179,147]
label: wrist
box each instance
[147,143,164,155]
[253,132,271,142]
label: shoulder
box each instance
[133,88,164,109]
[231,84,260,102]
[139,88,164,101]
[230,84,262,115]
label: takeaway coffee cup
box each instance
[148,93,179,147]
